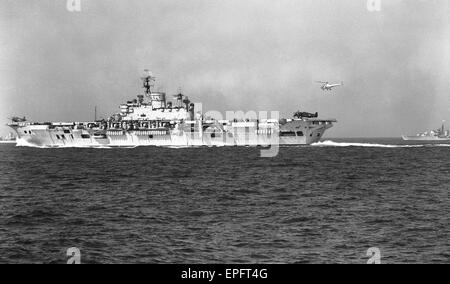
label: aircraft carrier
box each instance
[7,71,336,148]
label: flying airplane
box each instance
[316,81,344,91]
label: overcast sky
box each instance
[1,0,449,137]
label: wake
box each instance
[15,139,137,149]
[312,140,450,148]
[13,138,450,149]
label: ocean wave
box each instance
[15,139,138,149]
[15,139,47,148]
[14,138,450,149]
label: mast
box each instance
[141,69,156,96]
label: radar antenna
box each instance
[141,69,156,96]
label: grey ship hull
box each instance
[0,139,16,144]
[9,119,334,148]
[402,135,450,142]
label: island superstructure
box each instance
[7,71,336,147]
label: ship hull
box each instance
[0,140,16,144]
[402,135,450,141]
[9,120,334,148]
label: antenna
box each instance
[95,106,97,121]
[173,87,185,108]
[141,69,156,96]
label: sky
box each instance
[0,0,449,137]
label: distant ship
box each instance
[7,70,336,148]
[402,121,450,141]
[0,132,17,144]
